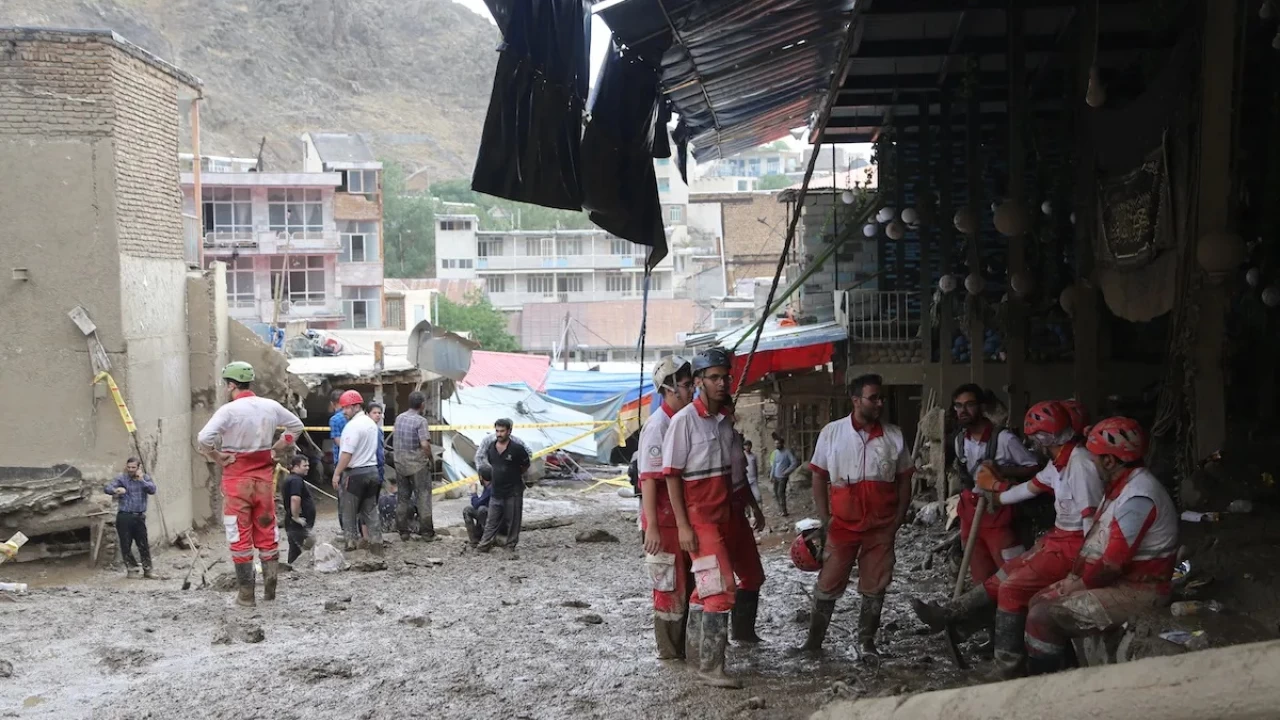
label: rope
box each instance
[635,267,652,444]
[732,20,861,404]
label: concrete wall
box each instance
[187,265,228,527]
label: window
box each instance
[610,238,632,256]
[208,256,255,308]
[557,275,584,293]
[386,297,405,330]
[657,178,671,192]
[485,275,507,293]
[526,274,554,294]
[651,273,665,291]
[477,238,504,257]
[557,238,582,257]
[736,180,750,192]
[666,205,684,224]
[269,256,327,306]
[767,158,780,174]
[748,158,761,176]
[524,237,554,256]
[656,157,670,166]
[201,187,253,239]
[591,350,609,362]
[441,259,475,270]
[605,273,632,295]
[439,219,473,231]
[345,170,378,195]
[339,221,379,263]
[343,286,380,329]
[268,189,324,236]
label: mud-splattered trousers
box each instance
[984,529,1084,612]
[726,487,764,593]
[222,450,279,565]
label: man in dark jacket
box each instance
[281,455,316,564]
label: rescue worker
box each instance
[637,356,695,661]
[662,347,741,688]
[1060,398,1089,439]
[911,400,1104,678]
[1023,417,1178,674]
[331,390,384,554]
[197,362,304,607]
[792,373,914,659]
[727,429,767,644]
[950,384,1041,587]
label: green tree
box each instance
[436,290,520,352]
[382,160,436,278]
[757,173,793,191]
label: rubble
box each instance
[574,529,619,543]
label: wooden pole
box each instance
[1072,0,1101,415]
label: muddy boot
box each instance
[654,614,685,661]
[857,593,885,659]
[1026,650,1065,676]
[142,567,155,580]
[986,610,1028,680]
[125,566,140,579]
[910,585,993,633]
[684,605,704,666]
[787,599,835,655]
[730,590,763,644]
[234,563,256,608]
[261,559,279,602]
[697,611,742,689]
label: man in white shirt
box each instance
[792,373,914,659]
[331,390,383,554]
[196,361,304,607]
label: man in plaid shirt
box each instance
[103,457,157,578]
[392,391,435,540]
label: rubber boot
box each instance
[730,589,763,644]
[234,563,256,608]
[142,567,155,579]
[697,611,742,689]
[986,610,1028,680]
[857,593,885,659]
[261,559,279,602]
[910,585,993,633]
[685,605,704,666]
[1026,650,1065,676]
[654,614,685,661]
[788,598,835,655]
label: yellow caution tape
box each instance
[92,371,136,434]
[579,475,631,493]
[430,424,604,496]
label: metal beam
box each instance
[855,31,1153,60]
[841,71,1010,91]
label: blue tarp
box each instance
[543,369,653,406]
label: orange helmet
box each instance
[1086,417,1146,463]
[790,530,822,572]
[1060,399,1089,437]
[338,390,365,408]
[1024,401,1071,438]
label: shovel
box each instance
[944,494,988,670]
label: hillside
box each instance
[0,0,500,180]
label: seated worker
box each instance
[463,467,507,546]
[912,401,1104,678]
[281,455,317,565]
[1022,417,1178,675]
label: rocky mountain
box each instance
[1,0,501,180]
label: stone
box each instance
[575,529,619,544]
[0,660,12,678]
[561,600,591,609]
[399,615,429,628]
[348,559,387,573]
[324,600,347,612]
[576,613,604,625]
[235,624,265,644]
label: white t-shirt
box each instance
[197,393,303,453]
[962,428,1038,475]
[810,416,912,487]
[339,412,380,469]
[1032,446,1105,532]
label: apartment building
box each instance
[434,216,677,311]
[180,132,384,329]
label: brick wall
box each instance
[334,192,383,221]
[109,51,184,260]
[0,32,115,138]
[692,192,792,287]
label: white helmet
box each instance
[652,355,692,392]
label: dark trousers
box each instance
[341,470,382,547]
[478,488,524,549]
[772,477,790,515]
[396,466,434,537]
[116,511,151,569]
[285,523,311,564]
[462,505,489,544]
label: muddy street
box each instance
[0,487,972,720]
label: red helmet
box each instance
[1086,417,1146,463]
[1024,401,1071,438]
[790,530,822,572]
[1060,399,1089,437]
[338,390,365,408]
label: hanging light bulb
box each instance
[1246,267,1262,287]
[841,189,856,205]
[1086,65,1106,108]
[993,200,1030,237]
[1070,212,1077,226]
[877,207,896,224]
[938,274,958,294]
[954,207,978,235]
[1264,285,1280,308]
[1041,200,1053,216]
[1272,29,1280,50]
[862,223,878,238]
[964,272,986,295]
[886,221,907,240]
[901,207,919,226]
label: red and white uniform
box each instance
[197,391,303,565]
[984,444,1104,612]
[726,431,764,593]
[637,402,687,620]
[957,423,1038,584]
[661,397,737,613]
[808,415,912,600]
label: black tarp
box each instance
[472,0,592,210]
[580,43,672,264]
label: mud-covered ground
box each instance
[0,485,993,720]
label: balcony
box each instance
[474,252,671,271]
[224,295,345,323]
[487,288,676,307]
[204,230,342,255]
[836,290,923,365]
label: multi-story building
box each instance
[702,145,804,178]
[180,132,384,330]
[433,216,677,310]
